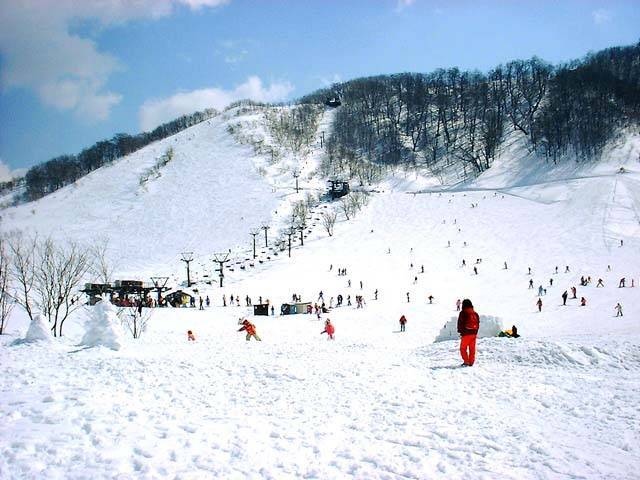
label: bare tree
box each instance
[0,236,14,334]
[118,304,152,339]
[8,232,37,323]
[33,238,91,337]
[90,237,115,285]
[340,197,354,220]
[321,210,338,237]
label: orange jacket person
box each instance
[457,298,480,366]
[238,319,262,341]
[321,319,335,339]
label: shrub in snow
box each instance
[433,315,503,343]
[80,299,125,350]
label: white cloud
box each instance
[318,74,343,87]
[592,8,612,25]
[0,0,228,121]
[396,0,416,11]
[139,76,295,131]
[0,158,25,182]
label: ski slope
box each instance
[1,109,640,479]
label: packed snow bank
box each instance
[79,300,124,350]
[11,314,53,345]
[433,315,503,342]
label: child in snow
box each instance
[457,299,480,367]
[187,330,196,341]
[238,319,262,341]
[321,319,335,339]
[399,315,407,332]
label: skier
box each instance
[457,299,480,367]
[549,278,553,286]
[473,266,478,275]
[374,289,378,300]
[238,319,261,341]
[205,296,210,307]
[615,303,623,317]
[536,298,543,312]
[619,277,626,288]
[562,290,568,306]
[596,279,604,287]
[529,279,534,289]
[399,315,407,332]
[565,265,570,273]
[321,319,335,339]
[538,285,544,296]
[580,297,586,307]
[456,298,461,311]
[428,295,434,304]
[504,262,508,270]
[406,292,410,303]
[571,286,577,299]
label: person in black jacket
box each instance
[457,299,480,366]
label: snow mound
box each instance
[80,299,125,350]
[433,314,503,342]
[12,314,53,344]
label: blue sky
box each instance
[1,0,639,177]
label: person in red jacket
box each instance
[457,298,480,366]
[399,314,407,332]
[238,319,261,341]
[321,319,335,339]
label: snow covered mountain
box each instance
[1,104,640,479]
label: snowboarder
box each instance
[399,315,407,332]
[536,298,543,312]
[187,330,196,341]
[615,303,623,317]
[238,319,261,341]
[457,299,480,367]
[321,319,335,339]
[562,290,568,306]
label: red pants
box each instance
[460,334,477,366]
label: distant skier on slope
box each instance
[399,315,407,332]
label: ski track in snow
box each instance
[1,108,640,479]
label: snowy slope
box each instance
[1,112,640,479]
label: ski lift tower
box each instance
[150,276,169,306]
[180,252,194,287]
[213,252,231,288]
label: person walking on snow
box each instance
[615,303,623,317]
[536,298,543,312]
[399,315,407,332]
[457,299,480,367]
[321,319,335,339]
[456,298,461,311]
[238,319,262,341]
